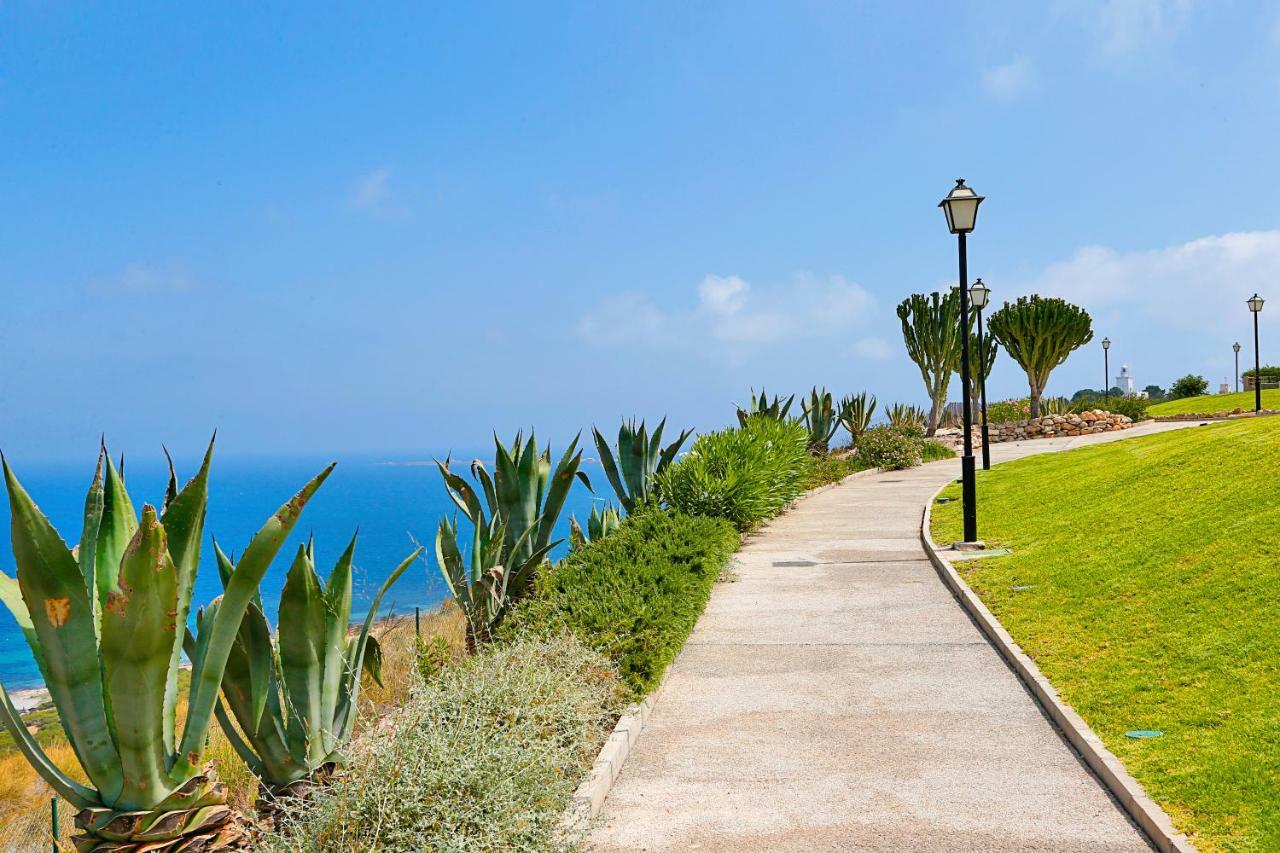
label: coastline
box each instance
[11,688,50,714]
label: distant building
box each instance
[1115,364,1135,396]
[1219,382,1231,394]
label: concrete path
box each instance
[590,421,1194,852]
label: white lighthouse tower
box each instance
[1115,364,1135,396]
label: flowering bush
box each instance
[986,398,1032,424]
[855,426,923,470]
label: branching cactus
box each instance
[838,392,877,447]
[897,290,966,436]
[987,295,1093,418]
[0,439,333,851]
[203,537,421,806]
[800,387,840,454]
[592,418,691,513]
[735,388,795,426]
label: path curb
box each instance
[921,488,1196,853]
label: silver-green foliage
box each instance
[0,440,331,847]
[592,418,691,514]
[800,387,840,454]
[657,417,810,530]
[261,635,624,853]
[208,537,422,791]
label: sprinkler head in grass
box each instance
[1125,730,1163,739]
[1012,585,1034,592]
[936,496,955,504]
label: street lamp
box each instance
[1234,341,1242,393]
[1102,337,1111,405]
[969,278,992,471]
[939,178,984,545]
[1248,294,1265,412]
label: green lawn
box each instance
[1146,388,1280,416]
[932,418,1279,852]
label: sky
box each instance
[2,0,1279,463]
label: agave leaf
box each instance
[94,451,138,622]
[334,547,419,741]
[100,505,178,808]
[78,454,105,621]
[659,427,693,473]
[361,635,383,688]
[156,439,212,761]
[0,683,98,809]
[472,462,498,521]
[617,424,642,507]
[2,458,122,803]
[537,434,584,553]
[319,534,356,754]
[161,447,179,516]
[278,545,327,766]
[591,427,629,512]
[175,463,334,777]
[0,571,44,672]
[211,698,266,778]
[435,459,484,524]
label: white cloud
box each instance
[981,56,1039,100]
[853,337,893,361]
[350,166,399,214]
[577,273,879,356]
[1057,0,1196,60]
[91,263,198,294]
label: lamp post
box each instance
[1102,337,1111,405]
[1248,294,1265,412]
[939,178,984,545]
[970,278,992,471]
[1233,342,1242,393]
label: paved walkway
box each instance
[590,421,1193,852]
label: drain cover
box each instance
[1125,730,1163,739]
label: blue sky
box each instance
[3,1,1279,461]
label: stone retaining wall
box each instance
[1153,407,1278,422]
[935,410,1134,448]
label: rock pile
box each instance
[934,410,1134,448]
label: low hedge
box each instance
[504,510,740,697]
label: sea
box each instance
[0,451,606,692]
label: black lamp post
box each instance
[1102,337,1111,405]
[939,178,984,544]
[970,278,992,471]
[1248,294,1265,412]
[1234,341,1242,393]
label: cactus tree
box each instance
[0,440,333,851]
[987,295,1093,417]
[897,290,967,435]
[961,331,999,421]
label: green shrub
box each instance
[986,398,1032,424]
[1069,394,1151,421]
[805,453,869,489]
[658,416,810,529]
[1241,365,1280,381]
[263,635,623,853]
[504,511,738,696]
[1170,374,1209,399]
[920,438,956,462]
[854,426,923,470]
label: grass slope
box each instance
[1147,388,1280,416]
[932,418,1279,852]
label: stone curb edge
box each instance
[560,465,883,833]
[920,489,1196,853]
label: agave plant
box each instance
[735,388,795,426]
[838,392,877,446]
[800,387,840,455]
[886,403,927,432]
[436,431,590,591]
[435,514,554,651]
[0,440,332,851]
[569,503,623,550]
[592,418,691,514]
[205,536,421,806]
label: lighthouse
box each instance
[1115,364,1135,396]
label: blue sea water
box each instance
[0,452,605,692]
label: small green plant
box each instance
[569,503,623,549]
[436,430,590,593]
[838,392,876,446]
[736,388,795,425]
[0,440,332,850]
[855,426,923,470]
[886,402,926,432]
[920,438,956,462]
[592,418,690,513]
[207,538,421,799]
[1169,374,1209,399]
[986,398,1032,423]
[414,635,452,684]
[435,514,555,651]
[658,417,810,530]
[800,387,840,454]
[1040,396,1070,415]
